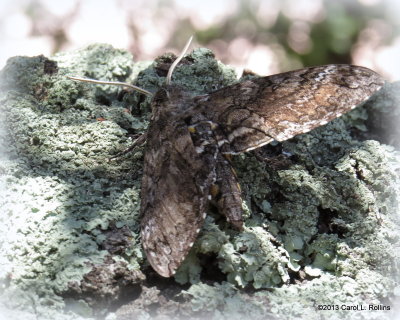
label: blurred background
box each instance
[0,0,399,79]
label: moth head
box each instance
[152,87,169,103]
[149,36,194,110]
[152,84,190,108]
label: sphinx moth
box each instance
[69,40,385,278]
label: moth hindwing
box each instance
[140,63,385,277]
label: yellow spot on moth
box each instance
[210,184,219,197]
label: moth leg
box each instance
[214,154,244,230]
[108,131,147,161]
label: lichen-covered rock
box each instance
[0,44,147,319]
[0,43,399,320]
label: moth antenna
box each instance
[67,76,153,97]
[166,36,193,85]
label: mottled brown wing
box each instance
[140,118,216,277]
[193,65,385,154]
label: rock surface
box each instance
[0,44,399,320]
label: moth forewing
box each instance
[193,65,385,154]
[140,85,219,277]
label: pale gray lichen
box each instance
[0,43,399,320]
[218,227,290,288]
[182,281,274,320]
[0,44,148,319]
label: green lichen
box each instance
[218,227,290,288]
[136,47,237,95]
[1,43,399,320]
[260,268,399,320]
[0,44,147,319]
[183,282,273,320]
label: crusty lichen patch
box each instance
[0,44,399,320]
[0,45,147,319]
